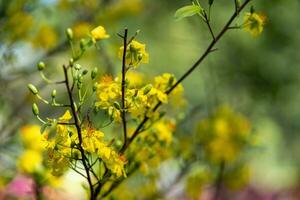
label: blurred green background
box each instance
[0,0,299,199]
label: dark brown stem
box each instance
[120,0,252,154]
[213,161,225,200]
[204,12,216,41]
[120,28,129,151]
[63,65,95,200]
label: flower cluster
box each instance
[17,125,61,187]
[95,72,184,122]
[197,105,251,164]
[130,119,176,173]
[118,40,149,68]
[44,111,126,178]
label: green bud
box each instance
[115,140,122,148]
[37,61,45,71]
[80,39,86,50]
[78,74,83,83]
[82,69,88,75]
[108,107,112,116]
[69,58,74,66]
[168,76,175,86]
[209,0,214,5]
[66,28,73,41]
[32,103,39,116]
[113,102,121,110]
[27,84,38,95]
[236,0,241,8]
[51,89,57,98]
[143,84,153,95]
[74,64,81,70]
[91,67,98,80]
[137,53,143,61]
[92,83,97,92]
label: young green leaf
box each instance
[174,5,203,21]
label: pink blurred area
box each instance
[0,174,76,200]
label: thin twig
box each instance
[120,28,129,150]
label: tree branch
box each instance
[120,28,129,151]
[120,0,252,154]
[63,65,95,200]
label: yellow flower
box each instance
[197,105,251,164]
[20,125,45,151]
[32,25,58,49]
[82,128,105,153]
[225,165,251,190]
[124,71,145,87]
[185,169,211,199]
[118,40,149,68]
[97,143,127,178]
[91,25,110,42]
[44,171,62,187]
[153,120,175,144]
[44,110,74,176]
[243,12,266,37]
[59,110,72,121]
[18,150,42,173]
[4,11,34,41]
[73,22,93,39]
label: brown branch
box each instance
[62,65,95,200]
[120,0,252,154]
[120,28,129,151]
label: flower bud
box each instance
[91,67,98,80]
[66,28,73,41]
[115,140,122,148]
[80,39,86,50]
[32,103,39,116]
[113,102,121,110]
[168,76,175,86]
[27,84,38,95]
[137,53,143,61]
[143,84,153,95]
[78,74,83,83]
[209,0,214,5]
[108,107,113,116]
[51,89,57,98]
[92,83,97,92]
[82,69,88,75]
[69,58,74,66]
[236,0,241,8]
[37,61,45,71]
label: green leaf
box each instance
[174,5,202,21]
